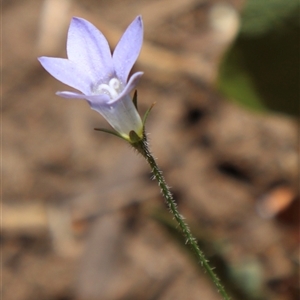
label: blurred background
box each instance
[2,0,299,299]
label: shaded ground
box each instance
[2,0,299,300]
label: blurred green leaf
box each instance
[218,47,266,112]
[240,0,299,36]
[217,0,299,116]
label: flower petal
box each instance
[56,91,86,99]
[90,94,143,139]
[83,94,111,104]
[38,57,92,94]
[67,17,114,83]
[88,72,143,138]
[58,91,112,109]
[113,16,143,84]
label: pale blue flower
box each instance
[38,16,144,140]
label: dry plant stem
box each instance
[133,137,231,300]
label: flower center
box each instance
[93,78,122,99]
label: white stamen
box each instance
[93,78,122,99]
[109,78,120,90]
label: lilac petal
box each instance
[38,57,92,94]
[113,16,143,84]
[67,17,114,83]
[90,94,143,138]
[56,91,86,99]
[83,93,111,104]
[58,91,111,107]
[87,72,144,138]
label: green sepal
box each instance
[94,127,127,141]
[142,102,156,126]
[129,130,143,144]
[132,90,138,110]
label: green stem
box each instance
[133,137,231,300]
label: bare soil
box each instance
[2,1,299,300]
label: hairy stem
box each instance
[132,137,231,300]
